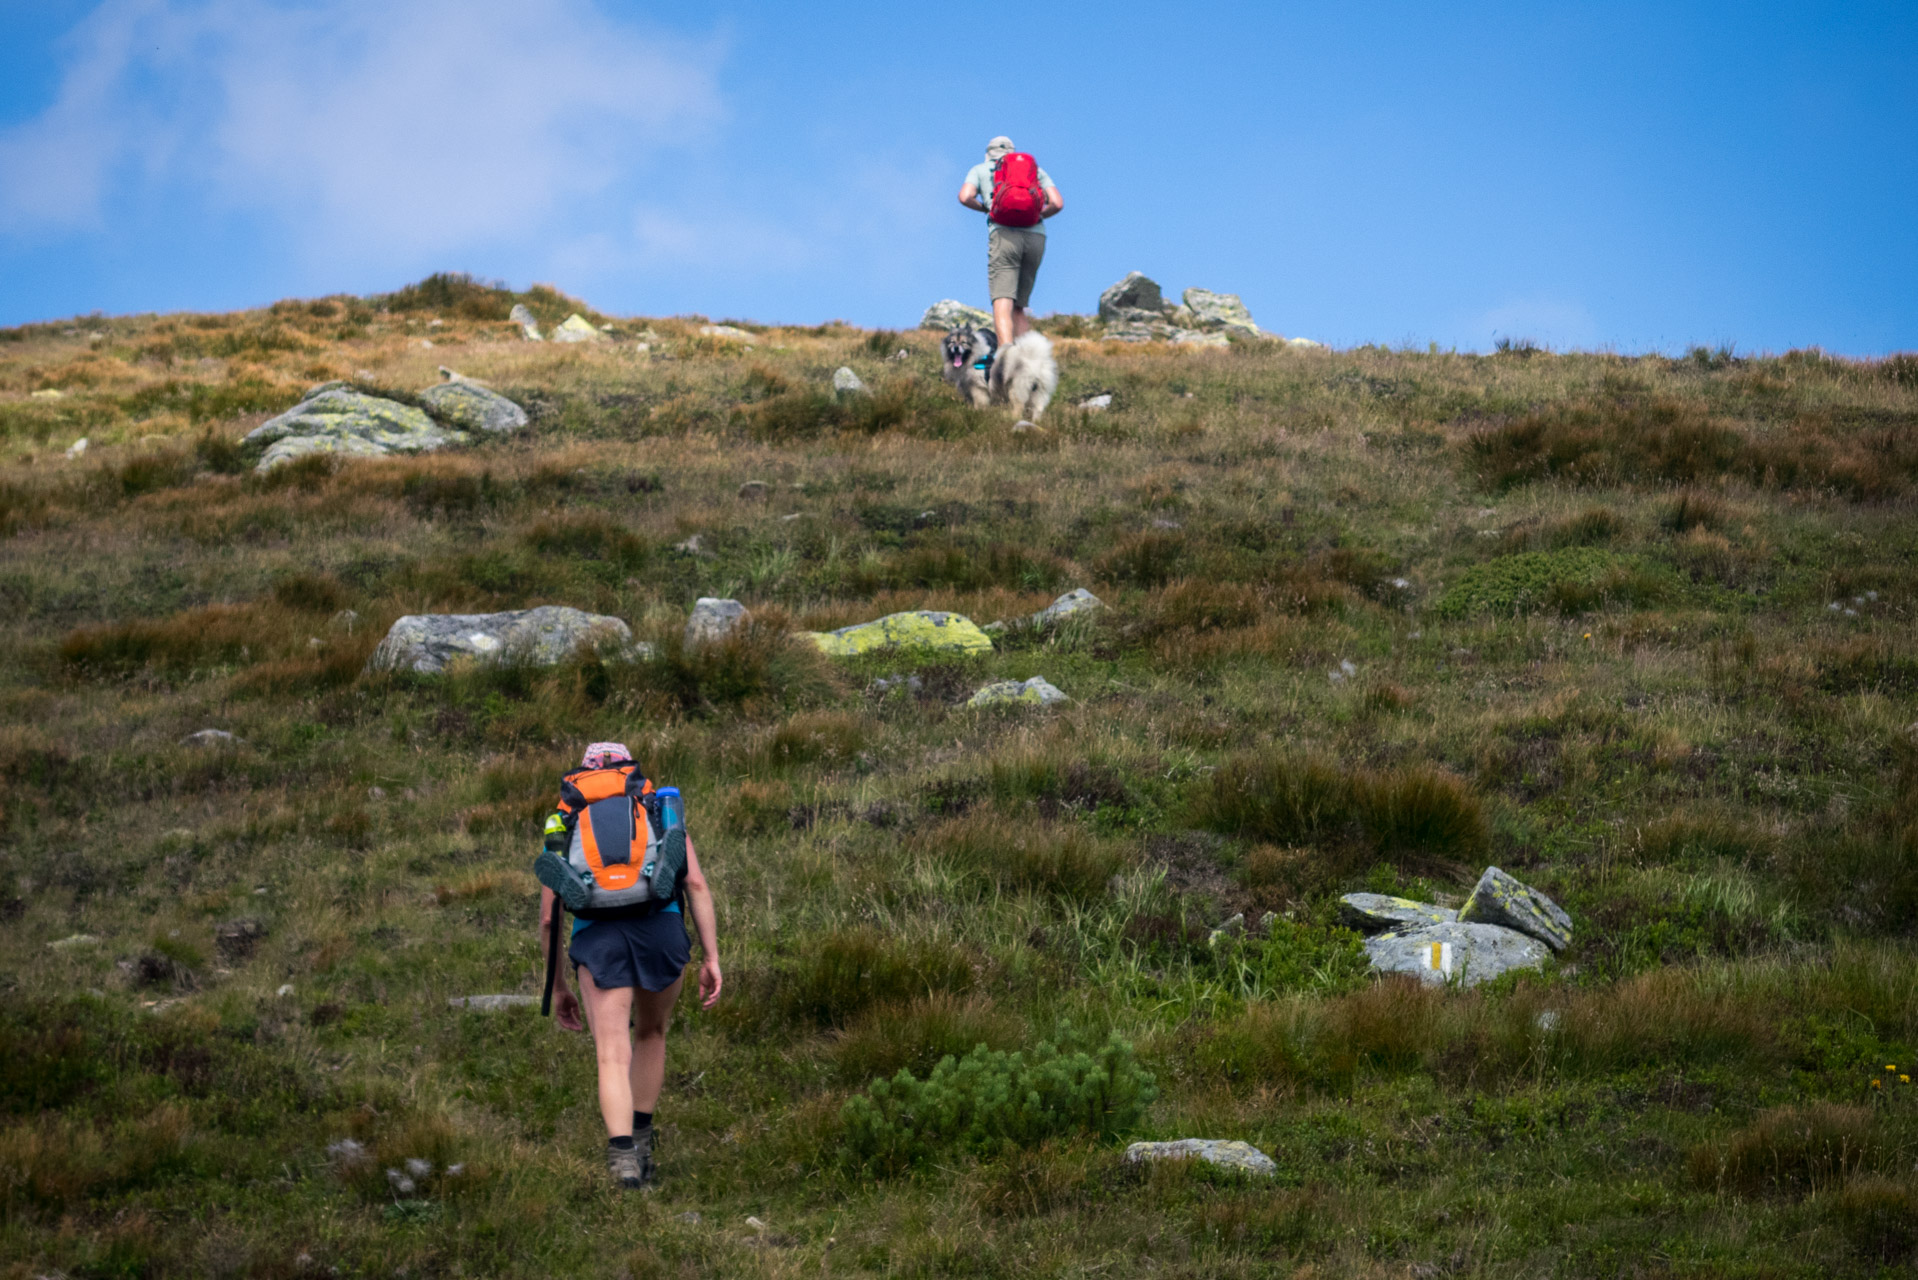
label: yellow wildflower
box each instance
[1903,1075,1911,1084]
[1871,1079,1883,1088]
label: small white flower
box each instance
[385,1169,416,1195]
[404,1157,433,1178]
[445,1164,465,1177]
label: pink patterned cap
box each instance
[580,742,632,769]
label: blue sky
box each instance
[2,0,1914,353]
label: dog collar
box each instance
[972,354,993,371]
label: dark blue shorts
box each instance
[569,911,691,993]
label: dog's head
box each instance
[942,325,995,372]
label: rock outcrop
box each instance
[919,300,993,330]
[1364,920,1550,987]
[684,598,748,649]
[418,381,529,435]
[1339,893,1457,932]
[1124,1139,1277,1176]
[1034,588,1103,627]
[1093,274,1276,346]
[1099,272,1168,325]
[967,676,1067,708]
[510,304,542,340]
[1182,288,1262,338]
[832,367,868,396]
[552,314,608,343]
[1457,866,1573,952]
[367,607,637,675]
[801,611,994,657]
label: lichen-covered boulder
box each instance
[1099,272,1169,324]
[246,387,467,472]
[1364,921,1550,987]
[684,598,748,649]
[419,381,529,434]
[802,611,993,657]
[1339,894,1457,933]
[920,299,993,330]
[1181,288,1262,337]
[1125,1139,1276,1176]
[368,606,636,675]
[1171,329,1231,348]
[552,314,608,343]
[832,367,868,396]
[510,304,543,340]
[1457,866,1573,952]
[967,676,1067,708]
[1102,319,1173,343]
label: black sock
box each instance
[608,1134,635,1150]
[634,1111,653,1132]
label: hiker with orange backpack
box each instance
[534,741,721,1190]
[958,135,1064,350]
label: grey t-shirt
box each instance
[965,160,1058,236]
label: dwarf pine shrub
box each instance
[840,1030,1157,1172]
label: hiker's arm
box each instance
[682,836,722,1008]
[539,886,583,1030]
[958,182,986,212]
[1042,183,1064,218]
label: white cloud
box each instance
[0,0,722,261]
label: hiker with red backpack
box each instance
[534,741,721,1190]
[958,135,1064,350]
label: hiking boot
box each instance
[607,1139,644,1190]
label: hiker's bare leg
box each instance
[1011,304,1032,339]
[628,975,684,1114]
[992,297,1016,350]
[578,967,635,1137]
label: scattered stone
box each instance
[1171,329,1231,348]
[246,387,468,472]
[1207,913,1246,946]
[1011,420,1038,433]
[33,389,67,400]
[1535,1010,1562,1033]
[447,994,540,1011]
[920,299,993,330]
[1077,393,1113,411]
[1031,588,1104,627]
[552,314,607,343]
[181,729,238,746]
[368,607,638,675]
[418,381,529,435]
[738,480,769,501]
[867,673,924,697]
[277,984,295,997]
[64,436,88,457]
[1152,518,1183,529]
[509,304,543,341]
[214,918,267,960]
[1339,894,1457,933]
[1363,921,1551,987]
[967,676,1068,708]
[803,611,995,657]
[1284,337,1326,351]
[1256,911,1279,937]
[685,598,749,649]
[887,349,910,362]
[1181,287,1262,337]
[673,534,714,558]
[832,366,868,396]
[49,933,100,950]
[329,609,360,634]
[367,786,386,800]
[1457,866,1573,952]
[698,324,753,340]
[1099,271,1169,325]
[1125,1139,1277,1176]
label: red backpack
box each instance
[989,152,1046,227]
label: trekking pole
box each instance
[541,904,561,1017]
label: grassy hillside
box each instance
[3,276,1918,1278]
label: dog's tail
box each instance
[1003,331,1057,420]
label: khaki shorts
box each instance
[987,225,1047,309]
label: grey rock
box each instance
[181,729,237,746]
[1207,913,1246,946]
[685,598,749,649]
[418,381,528,435]
[329,609,360,634]
[245,387,468,472]
[1284,337,1326,350]
[673,533,714,558]
[49,933,101,950]
[1098,272,1169,324]
[552,314,607,343]
[920,299,993,330]
[1256,911,1279,937]
[832,366,868,396]
[1181,288,1262,337]
[447,994,540,1011]
[1077,394,1113,411]
[737,480,770,500]
[867,673,924,697]
[368,607,637,675]
[1125,1139,1277,1176]
[509,304,543,340]
[1363,921,1550,987]
[1170,329,1231,348]
[1457,866,1573,952]
[698,324,753,340]
[1032,588,1104,627]
[1338,893,1457,933]
[1101,319,1173,343]
[967,675,1068,708]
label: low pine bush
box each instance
[840,1029,1157,1172]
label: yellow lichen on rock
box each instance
[801,611,994,657]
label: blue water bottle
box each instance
[656,786,685,832]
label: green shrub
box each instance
[840,1030,1157,1172]
[1435,546,1659,617]
[1251,918,1370,996]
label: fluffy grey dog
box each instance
[941,326,1058,421]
